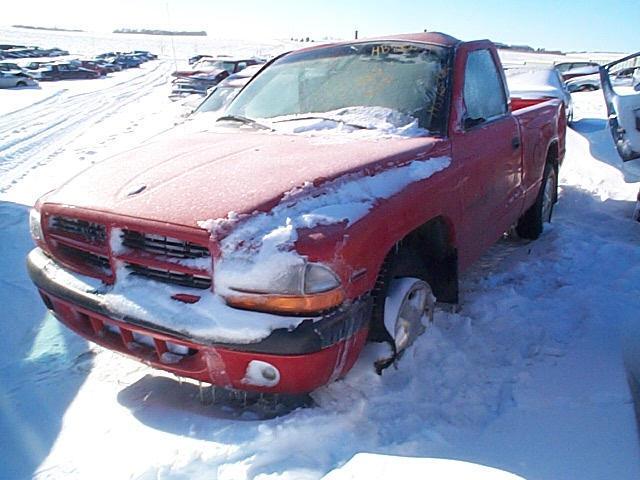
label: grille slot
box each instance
[50,216,107,245]
[58,243,111,272]
[125,263,212,289]
[121,230,210,259]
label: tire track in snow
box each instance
[0,60,167,137]
[0,61,174,193]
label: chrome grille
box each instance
[121,230,210,259]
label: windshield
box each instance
[226,41,451,132]
[198,86,242,113]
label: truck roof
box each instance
[373,31,461,47]
[292,32,462,56]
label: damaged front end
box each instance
[27,205,371,394]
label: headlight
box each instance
[219,260,344,315]
[29,208,43,242]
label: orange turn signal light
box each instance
[225,288,345,315]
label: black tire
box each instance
[16,81,26,87]
[516,161,557,240]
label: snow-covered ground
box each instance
[1,27,639,480]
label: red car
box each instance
[27,33,566,395]
[75,60,108,76]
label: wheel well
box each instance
[379,216,458,304]
[368,216,458,344]
[546,142,559,202]
[547,141,559,171]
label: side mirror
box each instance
[464,116,485,129]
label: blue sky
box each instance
[4,0,638,52]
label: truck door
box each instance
[600,51,640,161]
[450,45,523,267]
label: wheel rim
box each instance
[385,278,435,354]
[542,168,556,223]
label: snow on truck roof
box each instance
[293,32,462,55]
[373,31,461,46]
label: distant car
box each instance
[31,63,100,81]
[565,74,600,92]
[0,70,38,88]
[505,67,574,123]
[94,60,121,73]
[170,69,231,97]
[0,62,24,73]
[133,50,157,60]
[72,60,108,76]
[111,54,143,68]
[555,61,600,81]
[173,57,260,78]
[195,64,264,112]
[189,54,213,65]
[566,67,639,93]
[24,61,55,71]
[170,61,266,99]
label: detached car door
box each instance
[600,51,640,161]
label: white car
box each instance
[600,51,640,162]
[505,67,573,123]
[0,70,38,88]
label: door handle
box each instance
[512,137,521,149]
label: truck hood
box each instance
[42,128,442,229]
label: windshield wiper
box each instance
[272,115,371,130]
[216,114,272,131]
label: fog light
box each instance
[242,360,281,387]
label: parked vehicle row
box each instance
[0,50,157,86]
[96,50,157,69]
[0,43,68,60]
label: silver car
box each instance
[0,71,38,88]
[505,66,574,123]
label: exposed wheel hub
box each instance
[384,277,435,357]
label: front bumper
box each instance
[27,248,371,393]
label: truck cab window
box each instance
[463,49,507,126]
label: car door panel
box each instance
[449,43,523,267]
[600,52,640,161]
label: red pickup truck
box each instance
[27,33,566,395]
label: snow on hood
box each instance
[67,155,450,345]
[261,106,430,139]
[202,155,451,297]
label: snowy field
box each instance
[1,27,639,479]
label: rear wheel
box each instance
[16,81,26,87]
[516,162,557,239]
